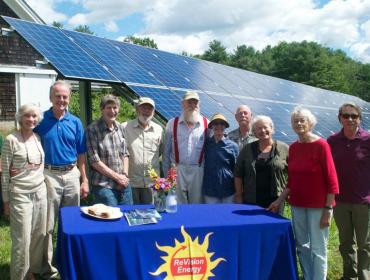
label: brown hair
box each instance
[338,102,362,120]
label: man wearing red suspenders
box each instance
[163,91,209,204]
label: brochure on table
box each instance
[124,208,162,226]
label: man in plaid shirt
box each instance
[86,95,133,206]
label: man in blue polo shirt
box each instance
[35,80,89,279]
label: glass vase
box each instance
[165,188,177,213]
[154,191,166,212]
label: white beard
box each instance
[184,110,199,123]
[138,114,153,125]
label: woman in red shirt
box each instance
[268,107,339,280]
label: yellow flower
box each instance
[148,168,158,180]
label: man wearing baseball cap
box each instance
[163,91,209,204]
[122,97,163,204]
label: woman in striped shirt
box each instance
[1,104,46,280]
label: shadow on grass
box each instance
[0,216,10,227]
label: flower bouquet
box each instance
[148,166,177,212]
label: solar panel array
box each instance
[4,16,370,143]
[3,17,119,82]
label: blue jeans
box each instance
[93,185,133,206]
[291,206,329,280]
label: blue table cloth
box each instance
[56,204,297,280]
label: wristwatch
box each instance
[324,205,333,210]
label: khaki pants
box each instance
[42,167,80,276]
[10,185,47,280]
[334,203,370,280]
[176,164,204,204]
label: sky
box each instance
[25,0,370,63]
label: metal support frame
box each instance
[79,80,92,127]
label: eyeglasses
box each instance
[341,113,359,120]
[21,132,43,168]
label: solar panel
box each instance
[3,16,119,82]
[60,30,238,124]
[137,48,249,113]
[112,41,196,90]
[128,86,182,120]
[62,30,164,86]
[4,15,370,144]
[141,48,225,93]
[60,31,237,123]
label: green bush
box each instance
[69,88,136,123]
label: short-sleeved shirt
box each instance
[122,119,163,189]
[227,128,257,150]
[34,108,86,166]
[163,113,209,175]
[86,118,128,189]
[202,136,238,198]
[328,128,370,204]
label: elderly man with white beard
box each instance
[122,97,164,204]
[163,91,209,204]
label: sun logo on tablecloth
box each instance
[150,226,225,279]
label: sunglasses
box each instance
[341,113,359,120]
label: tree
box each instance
[197,39,370,101]
[74,25,94,35]
[201,40,229,64]
[254,45,275,74]
[52,21,63,28]
[230,45,257,71]
[352,63,370,101]
[124,36,158,49]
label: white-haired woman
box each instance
[268,107,339,280]
[1,104,46,280]
[234,115,288,214]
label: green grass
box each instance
[0,206,343,280]
[0,217,11,279]
[327,221,343,280]
[283,205,342,279]
[282,205,342,279]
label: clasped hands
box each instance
[116,173,129,189]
